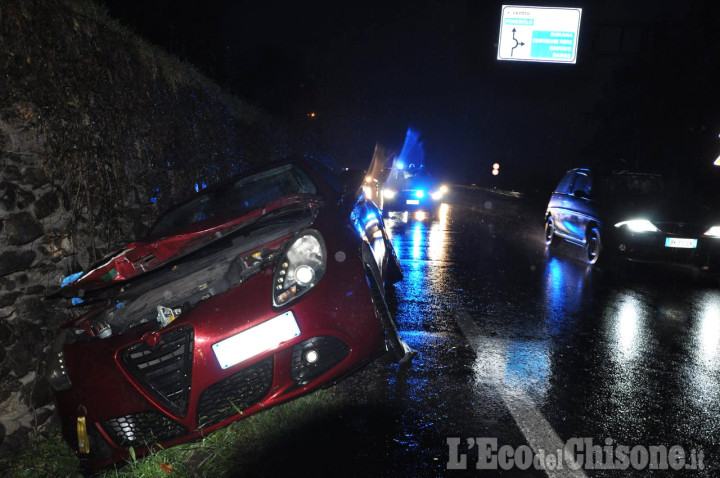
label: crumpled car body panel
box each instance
[49,159,402,468]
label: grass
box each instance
[4,389,341,478]
[3,430,82,478]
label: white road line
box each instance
[455,310,588,478]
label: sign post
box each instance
[497,5,582,64]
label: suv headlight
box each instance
[614,219,659,233]
[273,230,327,307]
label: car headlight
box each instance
[273,230,326,307]
[382,189,397,199]
[430,191,443,201]
[45,330,72,391]
[614,219,659,233]
[704,226,720,237]
[439,184,449,194]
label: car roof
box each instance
[565,166,661,177]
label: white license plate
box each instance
[406,199,420,205]
[212,311,300,369]
[665,237,698,249]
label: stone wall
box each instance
[0,0,294,456]
[0,104,81,455]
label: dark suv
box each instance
[544,168,720,270]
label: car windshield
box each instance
[597,174,666,197]
[407,170,433,184]
[151,164,317,235]
[385,168,434,190]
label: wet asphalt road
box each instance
[237,193,720,477]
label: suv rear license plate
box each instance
[212,311,300,369]
[665,237,698,249]
[406,199,419,205]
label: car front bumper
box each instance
[383,192,442,212]
[607,230,720,269]
[55,255,384,468]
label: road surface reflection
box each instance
[385,203,720,473]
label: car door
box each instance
[548,170,576,237]
[565,171,597,243]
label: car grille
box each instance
[121,325,194,417]
[196,357,274,429]
[661,246,705,263]
[291,336,350,385]
[101,411,187,448]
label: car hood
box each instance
[602,193,720,225]
[54,195,321,299]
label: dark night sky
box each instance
[101,0,720,189]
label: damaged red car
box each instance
[46,158,410,469]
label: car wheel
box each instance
[586,226,602,265]
[545,216,558,247]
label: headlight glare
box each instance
[382,189,397,199]
[295,264,315,285]
[704,226,720,237]
[614,219,659,233]
[273,230,326,307]
[431,191,443,200]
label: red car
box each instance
[46,158,410,469]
